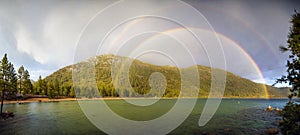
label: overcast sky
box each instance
[0,0,299,87]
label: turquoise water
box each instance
[0,99,288,134]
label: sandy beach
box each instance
[2,97,173,104]
[2,96,288,105]
[2,98,78,104]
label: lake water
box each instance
[0,99,289,135]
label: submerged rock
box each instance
[264,127,279,134]
[0,112,14,119]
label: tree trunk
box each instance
[19,80,22,94]
[0,89,4,115]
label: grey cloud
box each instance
[0,0,299,84]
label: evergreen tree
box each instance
[7,62,17,94]
[0,65,2,94]
[42,79,47,95]
[69,86,75,98]
[276,10,300,134]
[23,70,32,94]
[53,79,59,97]
[34,75,43,95]
[0,54,17,114]
[17,66,24,94]
[47,81,54,99]
[1,54,9,114]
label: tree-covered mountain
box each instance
[43,54,288,98]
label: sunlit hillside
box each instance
[44,55,288,98]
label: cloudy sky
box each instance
[0,0,299,87]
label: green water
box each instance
[0,99,288,135]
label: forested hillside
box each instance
[43,55,288,98]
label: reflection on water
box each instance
[1,101,101,134]
[0,99,288,134]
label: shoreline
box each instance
[2,96,289,105]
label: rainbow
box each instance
[101,20,270,99]
[213,30,270,99]
[195,4,280,61]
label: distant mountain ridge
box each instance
[44,54,288,98]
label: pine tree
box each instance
[47,81,54,99]
[34,75,43,95]
[1,54,8,114]
[0,54,17,114]
[17,66,24,94]
[276,10,300,134]
[42,79,47,95]
[23,70,32,94]
[53,79,59,97]
[69,85,75,98]
[7,62,17,94]
[0,65,2,93]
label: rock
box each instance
[265,105,274,111]
[0,112,15,119]
[271,121,279,126]
[223,128,231,132]
[264,128,279,134]
[275,117,281,120]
